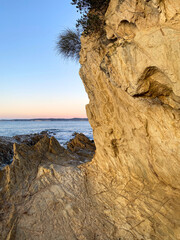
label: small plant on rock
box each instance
[56,29,81,60]
[57,0,110,60]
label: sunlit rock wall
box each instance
[80,0,180,239]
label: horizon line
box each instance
[0,117,88,121]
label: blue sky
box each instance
[0,0,89,119]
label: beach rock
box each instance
[0,135,100,240]
[13,133,48,146]
[67,133,95,162]
[0,133,49,168]
[0,137,14,167]
[68,132,95,152]
[67,133,96,159]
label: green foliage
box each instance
[71,0,110,35]
[76,13,103,35]
[56,1,110,60]
[71,0,110,12]
[56,29,81,60]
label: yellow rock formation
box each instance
[1,0,180,239]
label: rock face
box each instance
[79,0,180,239]
[1,0,180,239]
[0,134,97,240]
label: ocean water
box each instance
[0,120,93,146]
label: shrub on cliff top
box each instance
[56,0,110,60]
[56,29,81,60]
[71,0,110,12]
[71,0,110,35]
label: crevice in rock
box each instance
[133,66,180,109]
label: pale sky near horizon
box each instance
[0,0,89,119]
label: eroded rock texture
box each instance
[0,135,97,240]
[79,0,180,239]
[1,0,180,239]
[0,133,49,168]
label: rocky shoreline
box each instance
[0,132,48,168]
[0,132,97,240]
[0,132,95,169]
[1,0,180,239]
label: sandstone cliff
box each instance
[79,0,180,238]
[1,0,180,239]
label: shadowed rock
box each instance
[67,133,95,162]
[0,133,49,168]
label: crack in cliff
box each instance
[132,66,180,110]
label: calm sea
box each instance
[0,120,93,146]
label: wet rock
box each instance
[13,132,49,146]
[0,137,14,167]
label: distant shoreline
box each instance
[0,118,88,122]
